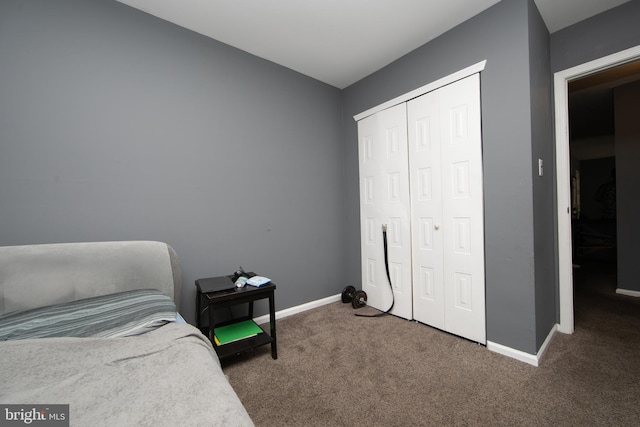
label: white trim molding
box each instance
[487,341,538,366]
[487,324,558,367]
[616,288,640,297]
[353,60,486,122]
[256,293,560,367]
[253,293,341,325]
[555,44,640,335]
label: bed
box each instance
[0,241,254,427]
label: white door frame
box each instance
[555,45,640,334]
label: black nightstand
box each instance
[195,276,277,360]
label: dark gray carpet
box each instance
[223,262,640,426]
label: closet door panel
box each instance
[357,73,485,343]
[408,90,445,330]
[358,104,412,320]
[439,74,486,344]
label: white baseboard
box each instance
[535,323,558,363]
[255,295,560,368]
[616,288,640,297]
[487,324,557,367]
[253,293,341,325]
[487,341,539,366]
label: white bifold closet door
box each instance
[357,73,485,343]
[357,103,413,320]
[408,74,485,344]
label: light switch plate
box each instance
[538,159,543,176]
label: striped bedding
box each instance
[0,289,177,340]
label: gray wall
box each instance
[2,0,635,356]
[528,0,557,350]
[615,81,640,292]
[550,0,640,73]
[343,0,544,354]
[0,0,344,322]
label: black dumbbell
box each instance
[341,285,368,309]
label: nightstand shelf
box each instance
[195,276,277,360]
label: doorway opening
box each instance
[555,46,640,334]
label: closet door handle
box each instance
[434,224,441,230]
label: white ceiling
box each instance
[115,0,631,89]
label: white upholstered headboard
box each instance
[0,241,181,315]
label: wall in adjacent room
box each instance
[614,80,640,293]
[0,0,344,322]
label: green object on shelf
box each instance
[214,320,263,345]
